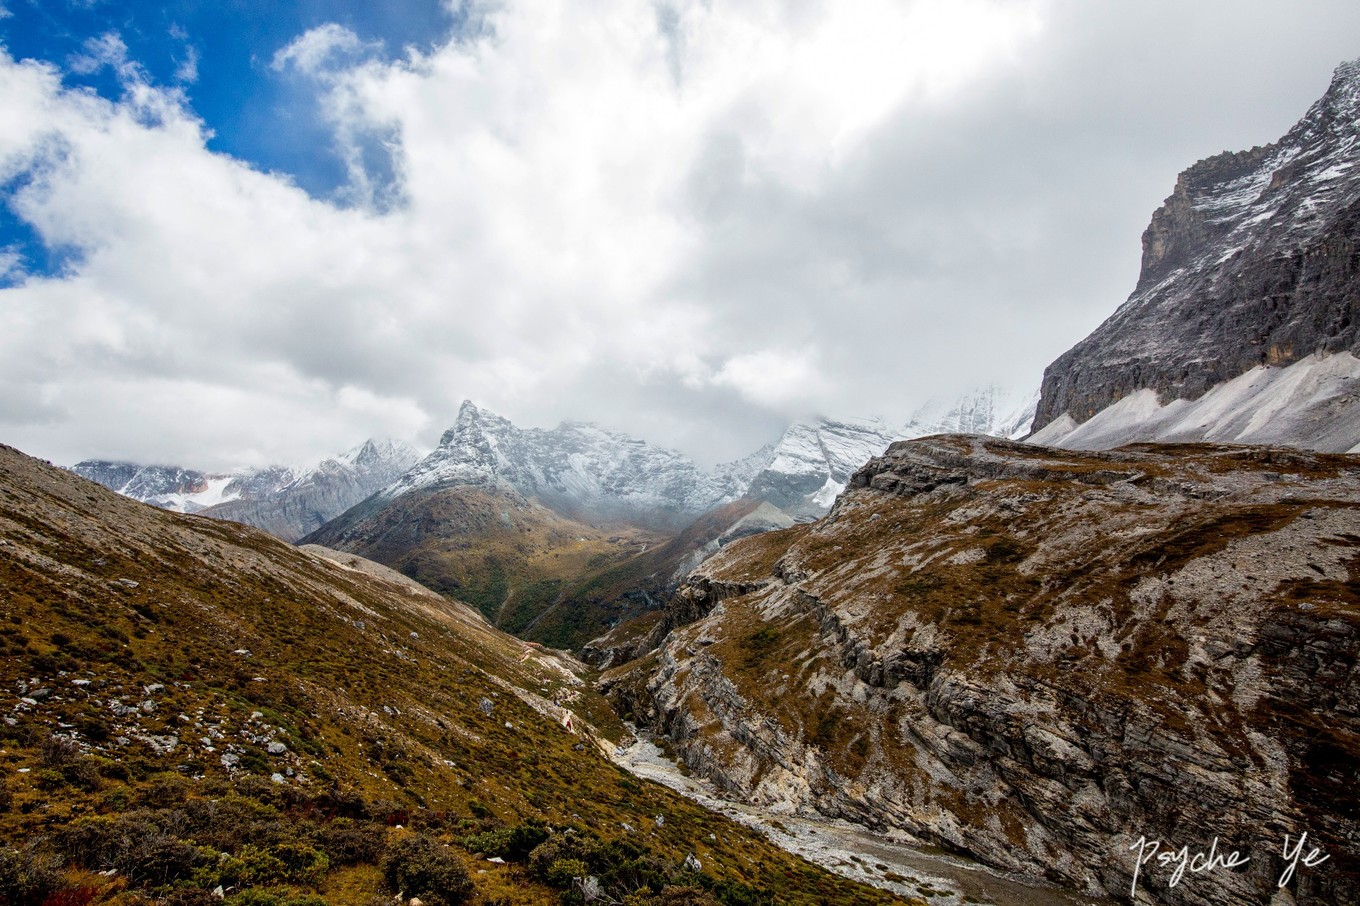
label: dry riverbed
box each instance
[611,728,1111,906]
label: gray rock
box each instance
[609,436,1360,906]
[1034,58,1360,447]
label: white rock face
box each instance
[733,389,1038,520]
[905,386,1039,440]
[737,417,903,521]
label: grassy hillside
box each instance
[0,443,913,906]
[303,488,760,651]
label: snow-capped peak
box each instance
[381,402,738,529]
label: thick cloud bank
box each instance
[2,0,1358,468]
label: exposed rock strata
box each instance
[604,435,1360,905]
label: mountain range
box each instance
[72,438,421,542]
[297,393,1034,649]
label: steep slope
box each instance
[1030,351,1360,451]
[0,442,910,906]
[71,439,420,542]
[604,435,1360,905]
[1033,59,1360,447]
[201,438,422,541]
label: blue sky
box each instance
[0,0,455,277]
[2,1,1359,469]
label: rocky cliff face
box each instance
[1034,58,1360,441]
[603,435,1360,905]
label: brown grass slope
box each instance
[0,443,912,906]
[605,435,1360,906]
[302,489,761,652]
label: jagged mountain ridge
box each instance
[603,435,1360,906]
[72,437,421,542]
[382,401,739,531]
[1033,58,1360,448]
[382,393,1037,530]
[201,438,422,541]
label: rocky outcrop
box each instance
[1034,59,1360,439]
[603,435,1360,905]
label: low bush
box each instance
[314,819,387,866]
[0,846,61,906]
[59,814,204,885]
[381,835,474,906]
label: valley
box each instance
[7,37,1360,906]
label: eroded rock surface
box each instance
[604,435,1360,905]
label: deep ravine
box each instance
[611,726,1111,906]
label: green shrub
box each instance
[381,835,473,906]
[59,814,204,885]
[460,827,512,857]
[0,847,60,906]
[462,822,548,861]
[271,841,329,886]
[316,820,387,866]
[543,857,590,888]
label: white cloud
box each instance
[2,0,1360,469]
[0,246,22,281]
[272,23,378,75]
[175,45,199,84]
[713,349,828,408]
